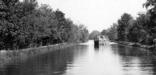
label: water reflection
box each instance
[0,41,156,75]
[112,45,154,75]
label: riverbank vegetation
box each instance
[89,30,100,40]
[101,0,156,49]
[0,0,89,50]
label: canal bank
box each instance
[116,41,155,50]
[0,43,77,68]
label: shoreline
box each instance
[0,43,77,68]
[116,41,155,49]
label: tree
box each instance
[0,0,22,49]
[0,0,89,50]
[78,25,89,42]
[89,30,100,40]
[106,23,118,41]
[117,13,133,41]
[127,13,153,44]
[101,30,107,35]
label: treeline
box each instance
[89,30,100,40]
[0,0,89,50]
[101,0,156,45]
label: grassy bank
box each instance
[116,41,155,49]
[0,43,76,68]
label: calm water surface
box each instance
[0,41,156,75]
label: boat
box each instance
[94,35,108,46]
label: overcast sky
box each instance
[37,0,147,32]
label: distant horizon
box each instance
[37,0,146,32]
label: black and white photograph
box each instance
[1,0,156,75]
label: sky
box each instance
[37,0,147,32]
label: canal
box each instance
[0,40,156,75]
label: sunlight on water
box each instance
[64,41,124,75]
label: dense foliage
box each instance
[101,23,118,41]
[0,0,89,50]
[101,0,156,45]
[89,30,100,40]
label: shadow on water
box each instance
[0,45,88,75]
[111,44,156,75]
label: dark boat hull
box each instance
[94,40,99,48]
